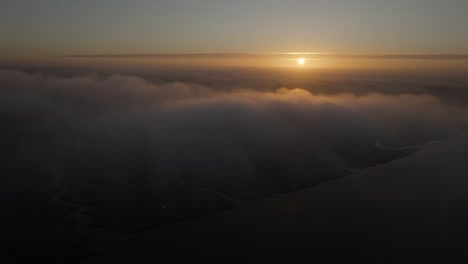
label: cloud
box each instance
[1,68,467,232]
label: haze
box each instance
[1,0,468,57]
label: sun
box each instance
[297,58,306,65]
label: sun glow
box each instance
[297,58,306,65]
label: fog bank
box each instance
[1,69,467,232]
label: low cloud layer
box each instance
[1,68,468,232]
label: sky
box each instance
[1,0,468,57]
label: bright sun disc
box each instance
[297,58,305,65]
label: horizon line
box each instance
[61,53,468,60]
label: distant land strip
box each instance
[62,53,468,60]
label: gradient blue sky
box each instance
[1,0,467,56]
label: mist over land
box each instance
[1,57,468,262]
